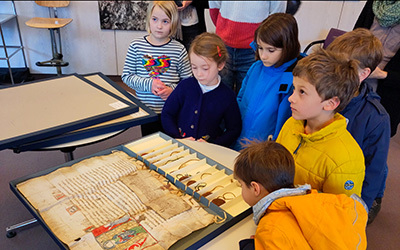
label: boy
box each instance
[234,140,368,249]
[327,28,390,223]
[276,49,365,196]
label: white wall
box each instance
[0,1,366,76]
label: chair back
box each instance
[322,28,347,49]
[35,1,70,8]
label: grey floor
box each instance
[1,121,400,249]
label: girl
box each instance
[161,32,242,147]
[233,13,304,150]
[121,1,192,136]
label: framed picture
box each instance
[98,0,148,30]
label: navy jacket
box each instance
[340,83,390,209]
[162,77,242,147]
[354,0,400,137]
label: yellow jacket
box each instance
[255,190,368,250]
[276,114,365,196]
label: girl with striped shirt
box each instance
[122,1,192,136]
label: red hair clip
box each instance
[217,46,221,57]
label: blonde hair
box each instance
[327,28,383,71]
[189,32,228,66]
[293,49,360,112]
[146,1,179,38]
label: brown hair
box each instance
[293,49,360,112]
[254,13,300,67]
[146,1,179,38]
[234,140,295,192]
[327,28,383,72]
[189,32,228,66]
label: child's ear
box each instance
[250,181,262,196]
[217,61,226,71]
[323,96,340,111]
[359,67,371,82]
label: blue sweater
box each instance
[340,83,390,209]
[161,77,242,147]
[233,57,299,150]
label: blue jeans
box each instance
[221,46,255,94]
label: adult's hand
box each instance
[369,67,388,79]
[177,1,193,11]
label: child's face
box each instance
[149,5,171,43]
[237,178,259,207]
[289,76,327,121]
[256,39,282,67]
[190,52,224,86]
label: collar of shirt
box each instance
[197,75,221,94]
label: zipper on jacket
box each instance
[293,138,303,155]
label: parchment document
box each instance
[17,151,214,249]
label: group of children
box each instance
[121,1,390,248]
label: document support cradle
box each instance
[25,1,72,75]
[0,0,28,85]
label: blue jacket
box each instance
[233,57,299,150]
[340,83,390,209]
[161,77,242,147]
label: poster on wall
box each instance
[98,0,148,30]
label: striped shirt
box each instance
[121,36,192,113]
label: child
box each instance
[327,28,390,223]
[276,49,365,197]
[234,140,368,250]
[121,1,192,136]
[161,32,242,147]
[208,1,287,93]
[233,13,303,150]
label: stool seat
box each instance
[26,17,72,29]
[25,1,72,75]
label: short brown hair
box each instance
[327,28,383,72]
[293,49,360,112]
[234,140,295,192]
[146,1,179,38]
[189,32,228,66]
[254,13,300,67]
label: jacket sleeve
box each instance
[255,225,293,250]
[212,97,242,147]
[323,161,365,197]
[208,1,221,25]
[161,83,183,138]
[121,43,153,92]
[237,62,255,105]
[361,111,391,209]
[379,48,400,90]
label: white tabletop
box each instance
[177,140,256,249]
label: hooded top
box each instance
[254,189,368,250]
[276,113,365,196]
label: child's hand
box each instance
[197,138,208,143]
[250,235,255,239]
[157,86,173,100]
[184,137,196,141]
[152,79,166,96]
